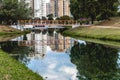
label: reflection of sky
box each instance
[117,52,120,68]
[10,33,87,80]
[77,40,86,45]
[27,46,78,80]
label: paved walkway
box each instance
[91,26,120,29]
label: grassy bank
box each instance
[63,27,120,41]
[0,25,30,36]
[0,30,30,36]
[0,34,24,42]
[63,26,72,29]
[72,37,120,48]
[0,50,43,80]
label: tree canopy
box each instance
[70,0,119,24]
[0,0,32,24]
[70,42,120,80]
[56,15,72,20]
[47,14,54,20]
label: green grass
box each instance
[63,26,72,29]
[0,30,30,36]
[0,50,43,80]
[63,27,120,41]
[63,27,120,47]
[73,37,120,48]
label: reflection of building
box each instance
[17,31,74,58]
[18,32,47,59]
[50,0,70,17]
[34,33,47,55]
[29,32,47,59]
[46,3,51,16]
[47,31,71,52]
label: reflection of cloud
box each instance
[27,46,78,80]
[59,66,77,74]
[44,74,58,80]
[48,64,56,69]
[59,66,78,80]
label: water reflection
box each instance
[0,30,120,80]
[27,46,78,80]
[0,31,79,80]
[0,41,31,63]
[70,42,120,80]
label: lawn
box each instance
[0,25,30,36]
[63,27,120,42]
[0,50,43,80]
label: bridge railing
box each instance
[18,20,79,25]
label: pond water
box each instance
[0,30,120,80]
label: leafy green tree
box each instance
[0,0,32,24]
[70,42,120,80]
[70,0,80,20]
[70,0,118,24]
[47,14,54,20]
[55,17,60,20]
[42,16,47,20]
[97,0,118,20]
[56,15,72,20]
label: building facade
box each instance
[33,0,46,18]
[50,0,70,17]
[46,3,51,16]
[24,0,33,8]
[21,0,46,18]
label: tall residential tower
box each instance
[33,0,46,18]
[50,0,70,17]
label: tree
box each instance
[70,0,80,20]
[97,0,118,20]
[70,42,120,80]
[42,16,47,20]
[0,0,32,24]
[56,15,72,20]
[47,14,54,20]
[70,0,119,24]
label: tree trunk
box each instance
[91,18,94,24]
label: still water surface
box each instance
[0,30,120,80]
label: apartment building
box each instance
[20,0,46,18]
[50,0,70,17]
[33,0,46,18]
[46,3,51,16]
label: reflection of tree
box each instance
[0,41,31,64]
[70,42,120,80]
[23,35,27,40]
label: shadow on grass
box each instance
[75,37,120,48]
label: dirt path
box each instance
[91,25,120,29]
